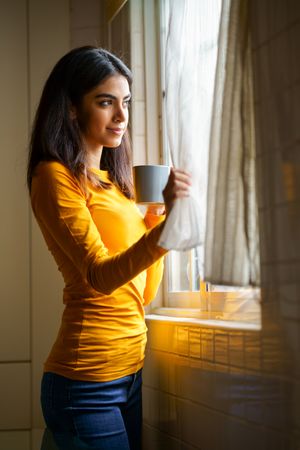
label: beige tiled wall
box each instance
[0,1,69,449]
[71,0,106,48]
[0,0,31,447]
[143,1,300,449]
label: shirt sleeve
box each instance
[31,162,167,295]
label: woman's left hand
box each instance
[146,205,166,216]
[163,168,192,216]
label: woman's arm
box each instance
[31,162,167,295]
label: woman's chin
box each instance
[104,137,123,148]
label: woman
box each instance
[27,46,191,450]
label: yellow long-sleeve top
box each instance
[31,161,167,382]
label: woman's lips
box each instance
[107,128,124,135]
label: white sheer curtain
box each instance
[158,0,221,251]
[204,0,260,286]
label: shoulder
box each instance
[31,161,84,199]
[33,161,80,187]
[34,160,72,179]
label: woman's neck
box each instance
[86,147,103,170]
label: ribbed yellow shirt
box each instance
[31,161,166,381]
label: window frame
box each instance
[157,0,215,310]
[136,0,261,325]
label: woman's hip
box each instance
[40,370,143,450]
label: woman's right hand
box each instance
[163,168,192,216]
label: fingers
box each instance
[146,205,166,216]
[163,168,192,215]
[171,168,192,193]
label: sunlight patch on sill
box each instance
[146,308,261,331]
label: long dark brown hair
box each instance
[27,46,134,198]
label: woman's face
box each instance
[74,74,131,152]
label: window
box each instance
[155,0,261,325]
[159,0,220,302]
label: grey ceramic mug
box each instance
[133,165,170,204]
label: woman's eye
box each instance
[99,100,111,107]
[98,99,131,108]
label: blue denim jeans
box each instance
[40,370,143,450]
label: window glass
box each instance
[159,0,222,296]
[152,0,261,326]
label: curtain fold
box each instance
[204,0,260,286]
[158,0,221,251]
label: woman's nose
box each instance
[113,104,127,122]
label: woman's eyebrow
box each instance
[94,93,131,100]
